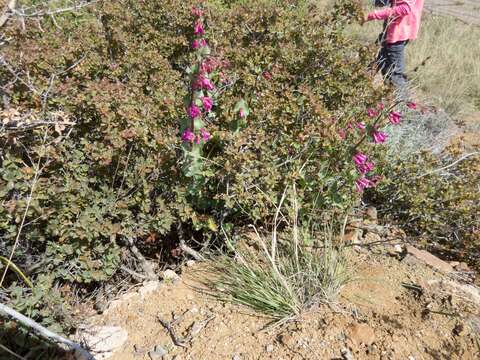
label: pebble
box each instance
[186,260,196,267]
[266,344,274,353]
[148,345,168,360]
[232,355,242,360]
[163,269,180,281]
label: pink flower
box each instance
[194,22,205,35]
[181,128,195,143]
[367,108,378,118]
[357,161,375,174]
[191,6,203,17]
[239,108,246,118]
[202,96,213,112]
[372,131,388,144]
[200,58,219,74]
[407,102,417,109]
[389,111,402,125]
[377,103,385,111]
[187,104,201,118]
[355,177,373,193]
[355,122,366,131]
[201,77,215,90]
[200,128,210,141]
[192,39,207,49]
[353,152,368,166]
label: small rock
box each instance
[148,345,168,360]
[347,323,375,346]
[405,245,453,273]
[77,326,128,360]
[366,206,378,222]
[450,261,460,267]
[452,323,465,336]
[342,229,363,244]
[393,244,403,253]
[163,269,180,281]
[186,260,196,267]
[456,262,470,272]
[341,347,354,360]
[266,344,274,353]
[138,281,161,299]
[133,344,146,355]
[232,355,242,360]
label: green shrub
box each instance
[0,0,389,329]
[370,148,480,272]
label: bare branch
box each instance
[0,303,95,360]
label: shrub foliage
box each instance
[0,0,388,329]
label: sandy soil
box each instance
[84,249,480,360]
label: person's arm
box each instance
[367,0,414,21]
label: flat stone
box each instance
[266,344,274,353]
[456,262,470,272]
[347,323,375,346]
[406,245,453,273]
[138,281,161,299]
[77,326,128,359]
[341,347,354,360]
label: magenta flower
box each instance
[367,108,378,118]
[187,104,201,119]
[200,128,210,142]
[407,102,417,109]
[191,6,203,17]
[202,96,213,112]
[357,161,375,174]
[372,131,388,144]
[239,108,246,118]
[181,128,195,143]
[194,22,205,35]
[200,77,214,90]
[192,39,207,49]
[355,122,366,131]
[389,111,402,125]
[353,152,368,166]
[355,177,373,193]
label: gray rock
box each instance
[77,325,128,360]
[341,348,354,360]
[266,344,274,353]
[148,345,168,360]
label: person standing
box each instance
[363,0,425,89]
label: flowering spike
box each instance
[194,22,205,35]
[353,152,368,166]
[188,104,201,119]
[202,97,213,112]
[181,128,195,143]
[372,131,388,144]
[389,111,402,125]
[367,108,378,118]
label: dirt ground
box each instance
[426,0,480,26]
[82,248,480,360]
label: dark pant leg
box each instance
[384,40,408,88]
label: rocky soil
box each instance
[74,214,480,360]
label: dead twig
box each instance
[157,315,188,348]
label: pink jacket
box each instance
[367,0,424,44]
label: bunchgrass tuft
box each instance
[205,190,350,322]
